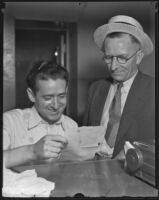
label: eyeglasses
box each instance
[102,50,140,64]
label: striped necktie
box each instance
[105,82,123,148]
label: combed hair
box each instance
[26,60,69,93]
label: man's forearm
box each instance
[4,145,36,168]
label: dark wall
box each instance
[16,29,62,108]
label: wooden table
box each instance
[13,159,158,197]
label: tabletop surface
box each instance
[13,159,158,197]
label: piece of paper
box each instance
[59,126,105,162]
[78,126,105,147]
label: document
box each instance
[59,126,105,162]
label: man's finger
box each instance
[45,134,68,145]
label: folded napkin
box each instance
[3,165,55,197]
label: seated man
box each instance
[83,15,155,159]
[3,61,78,168]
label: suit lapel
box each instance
[115,71,147,145]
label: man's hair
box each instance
[106,32,140,46]
[26,61,69,93]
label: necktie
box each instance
[105,82,123,148]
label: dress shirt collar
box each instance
[110,70,138,94]
[27,106,64,130]
[122,70,138,93]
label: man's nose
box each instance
[110,57,118,71]
[51,97,59,109]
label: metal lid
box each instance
[126,148,143,172]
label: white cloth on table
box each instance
[3,164,55,197]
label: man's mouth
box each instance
[48,109,60,114]
[112,71,122,75]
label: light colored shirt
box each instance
[3,106,78,150]
[98,71,138,156]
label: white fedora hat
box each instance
[94,15,153,56]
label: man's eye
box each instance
[118,56,126,61]
[105,56,112,59]
[59,94,66,98]
[44,97,51,101]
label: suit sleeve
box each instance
[82,82,98,126]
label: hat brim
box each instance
[94,23,153,55]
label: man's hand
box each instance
[33,134,68,160]
[114,149,125,160]
[4,135,68,168]
[98,140,114,157]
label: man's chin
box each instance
[49,116,61,123]
[112,76,124,82]
[46,113,62,124]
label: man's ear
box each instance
[27,88,35,103]
[136,50,144,65]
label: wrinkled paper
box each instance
[59,126,105,161]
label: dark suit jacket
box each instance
[83,71,155,158]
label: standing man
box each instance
[83,15,155,159]
[3,61,78,168]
